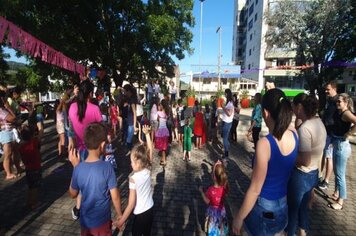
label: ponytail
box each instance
[77,80,94,122]
[262,89,293,140]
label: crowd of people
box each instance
[0,79,355,236]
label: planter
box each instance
[187,96,195,107]
[217,97,224,108]
[241,98,250,108]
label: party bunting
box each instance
[0,16,85,75]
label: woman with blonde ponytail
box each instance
[327,93,356,210]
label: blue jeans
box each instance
[244,196,288,236]
[333,137,351,199]
[126,125,134,150]
[286,168,318,235]
[222,121,232,157]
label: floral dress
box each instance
[205,186,229,236]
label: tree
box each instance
[0,0,194,87]
[265,0,354,107]
[0,46,9,85]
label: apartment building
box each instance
[232,0,305,91]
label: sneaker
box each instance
[318,180,329,190]
[72,206,80,220]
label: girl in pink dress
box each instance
[199,160,229,235]
[154,99,170,166]
[109,99,119,137]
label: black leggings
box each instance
[132,207,154,236]
[230,119,239,140]
[252,127,261,148]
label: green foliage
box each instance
[16,66,49,94]
[241,90,249,99]
[216,89,224,98]
[0,0,195,87]
[265,0,354,108]
[186,86,196,97]
[0,47,9,85]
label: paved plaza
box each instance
[0,109,355,236]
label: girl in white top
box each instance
[116,125,154,235]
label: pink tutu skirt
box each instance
[155,128,169,151]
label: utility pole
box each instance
[216,26,222,91]
[199,0,205,99]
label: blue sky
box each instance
[175,0,234,75]
[5,0,234,79]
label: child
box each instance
[116,125,154,235]
[100,103,109,124]
[183,118,193,161]
[177,99,185,144]
[171,102,179,142]
[56,99,67,161]
[19,125,42,209]
[68,122,122,235]
[109,99,119,138]
[193,106,204,149]
[199,160,229,235]
[155,99,170,166]
[139,111,150,142]
[104,132,117,172]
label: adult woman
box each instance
[233,88,298,236]
[328,93,356,210]
[68,79,102,220]
[0,91,17,179]
[169,80,177,102]
[123,84,138,154]
[221,89,234,159]
[230,94,240,142]
[286,93,326,235]
[248,93,262,149]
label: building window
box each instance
[248,64,251,70]
[238,49,242,56]
[349,71,353,76]
[249,49,252,56]
[250,34,253,41]
[248,19,253,31]
[256,0,258,4]
[255,13,258,22]
[249,3,254,16]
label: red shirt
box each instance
[206,186,226,208]
[19,138,41,171]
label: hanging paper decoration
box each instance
[0,16,85,75]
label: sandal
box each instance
[329,193,339,201]
[5,174,17,180]
[328,202,343,210]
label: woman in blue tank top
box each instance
[233,88,298,236]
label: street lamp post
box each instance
[199,0,205,100]
[216,26,222,91]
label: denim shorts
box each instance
[0,130,15,144]
[323,135,333,159]
[244,196,288,236]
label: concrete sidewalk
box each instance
[0,111,355,235]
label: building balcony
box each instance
[264,68,300,77]
[265,48,296,59]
